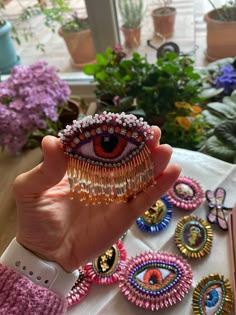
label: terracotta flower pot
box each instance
[121,26,141,48]
[205,8,236,61]
[58,28,96,69]
[151,7,176,38]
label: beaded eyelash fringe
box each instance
[67,144,154,204]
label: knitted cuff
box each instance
[0,264,67,315]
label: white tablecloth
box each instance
[68,148,236,315]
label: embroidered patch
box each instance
[175,215,213,259]
[59,112,155,204]
[66,266,92,308]
[192,274,233,314]
[166,176,204,210]
[136,195,173,233]
[206,187,232,231]
[119,251,193,311]
[85,240,127,284]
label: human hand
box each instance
[14,127,181,272]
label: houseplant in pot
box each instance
[84,46,206,150]
[0,61,80,155]
[118,0,144,48]
[151,0,176,38]
[41,0,95,68]
[0,0,19,74]
[205,0,236,61]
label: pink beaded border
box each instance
[119,251,193,311]
[85,240,127,285]
[66,266,92,308]
[166,176,204,210]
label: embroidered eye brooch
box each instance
[59,112,155,204]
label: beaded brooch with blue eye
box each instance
[192,274,233,315]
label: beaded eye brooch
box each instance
[59,112,155,204]
[192,274,233,315]
[119,251,193,311]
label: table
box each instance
[68,148,236,315]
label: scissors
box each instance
[205,187,232,231]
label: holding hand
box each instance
[14,127,181,272]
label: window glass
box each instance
[2,0,93,73]
[116,0,196,65]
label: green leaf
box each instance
[202,110,225,127]
[215,121,236,148]
[199,88,224,99]
[207,102,236,119]
[96,72,108,81]
[205,136,236,162]
[83,64,99,75]
[96,53,108,65]
[222,95,236,111]
[127,109,146,117]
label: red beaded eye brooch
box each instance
[59,112,155,204]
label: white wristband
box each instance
[0,238,79,297]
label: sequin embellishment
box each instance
[175,215,213,259]
[67,266,92,308]
[59,112,155,204]
[167,176,204,210]
[119,251,193,311]
[192,274,233,315]
[85,240,127,284]
[136,195,173,233]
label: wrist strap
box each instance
[0,238,79,297]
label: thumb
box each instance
[14,136,67,195]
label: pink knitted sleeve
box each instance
[0,264,67,315]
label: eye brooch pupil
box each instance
[149,274,158,285]
[101,135,118,153]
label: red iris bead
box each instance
[94,135,127,159]
[144,269,162,284]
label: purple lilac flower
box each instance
[215,65,236,95]
[0,61,71,154]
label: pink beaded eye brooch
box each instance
[59,112,155,204]
[119,251,193,311]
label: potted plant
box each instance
[41,0,95,69]
[84,45,206,150]
[205,0,236,61]
[151,0,176,38]
[118,0,144,48]
[0,0,19,74]
[0,61,80,155]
